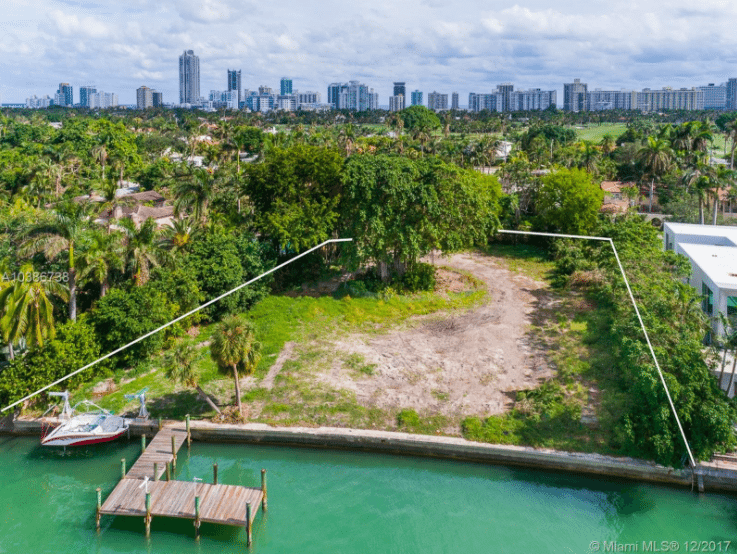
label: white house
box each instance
[664,222,737,337]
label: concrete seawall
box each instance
[8,417,737,493]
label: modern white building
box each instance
[664,222,737,338]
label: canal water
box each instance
[1,435,735,554]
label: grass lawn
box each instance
[572,123,629,142]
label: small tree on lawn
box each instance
[164,341,221,414]
[210,315,261,415]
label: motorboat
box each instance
[41,391,130,447]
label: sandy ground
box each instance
[270,252,555,418]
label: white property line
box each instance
[499,229,697,469]
[1,238,353,414]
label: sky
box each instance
[1,0,737,105]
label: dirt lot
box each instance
[265,251,554,419]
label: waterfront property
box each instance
[663,222,737,337]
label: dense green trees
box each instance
[552,217,736,465]
[341,154,501,279]
[534,168,604,235]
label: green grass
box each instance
[483,243,555,281]
[572,123,628,142]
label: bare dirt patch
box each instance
[317,252,554,418]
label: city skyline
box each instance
[2,0,737,104]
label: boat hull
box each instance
[41,429,127,447]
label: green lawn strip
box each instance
[572,123,629,142]
[483,243,556,282]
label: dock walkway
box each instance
[98,422,266,545]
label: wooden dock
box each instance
[126,425,187,480]
[97,422,267,546]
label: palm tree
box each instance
[600,133,616,156]
[0,262,69,358]
[711,166,737,225]
[172,167,216,224]
[91,144,109,181]
[722,118,737,169]
[119,218,162,286]
[210,315,262,415]
[637,136,674,213]
[20,200,93,320]
[77,229,124,298]
[158,216,200,257]
[164,341,221,414]
[682,162,714,224]
[578,140,601,173]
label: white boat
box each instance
[41,391,130,447]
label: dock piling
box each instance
[171,435,177,469]
[121,458,126,480]
[166,461,171,481]
[185,414,191,447]
[246,501,252,546]
[153,462,159,481]
[213,463,218,485]
[141,434,146,453]
[261,469,267,510]
[157,417,162,430]
[95,487,101,531]
[194,495,201,540]
[145,492,152,537]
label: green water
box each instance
[1,436,736,554]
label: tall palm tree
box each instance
[0,262,69,358]
[164,341,221,414]
[77,229,125,298]
[91,144,109,181]
[710,166,737,225]
[20,200,93,320]
[682,162,714,225]
[172,167,216,224]
[210,315,262,415]
[637,136,674,213]
[119,218,162,286]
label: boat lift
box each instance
[124,388,150,420]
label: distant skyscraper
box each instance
[727,78,737,110]
[179,50,200,105]
[55,83,74,107]
[427,91,448,111]
[137,86,154,109]
[496,83,514,112]
[451,92,459,110]
[389,94,405,111]
[152,91,163,107]
[79,85,96,108]
[280,78,293,95]
[698,83,726,110]
[411,90,423,106]
[564,79,588,112]
[393,82,406,98]
[227,69,242,106]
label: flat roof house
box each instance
[664,222,737,337]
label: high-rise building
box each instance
[280,78,293,95]
[179,50,200,105]
[137,86,154,109]
[496,83,514,112]
[88,91,118,109]
[327,81,377,111]
[411,90,423,106]
[227,69,242,106]
[393,82,406,98]
[427,91,448,111]
[509,89,557,111]
[564,79,588,111]
[26,95,53,109]
[468,92,501,112]
[451,92,459,110]
[389,95,405,111]
[587,89,637,111]
[726,78,737,110]
[79,85,96,108]
[55,83,74,107]
[152,91,163,108]
[699,83,726,110]
[637,87,704,111]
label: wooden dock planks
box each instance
[126,425,187,481]
[100,479,263,526]
[99,423,265,533]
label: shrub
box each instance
[400,262,436,292]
